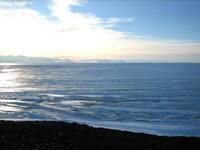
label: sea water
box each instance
[0,63,200,136]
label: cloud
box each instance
[106,17,135,24]
[50,0,135,30]
[0,0,31,8]
[0,0,199,62]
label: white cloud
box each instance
[0,0,199,62]
[106,17,135,24]
[0,0,31,8]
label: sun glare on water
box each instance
[0,67,24,113]
[0,68,20,92]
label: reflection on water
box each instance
[0,63,20,66]
[0,64,200,136]
[0,68,24,112]
[0,104,23,113]
[0,68,20,91]
[60,100,100,106]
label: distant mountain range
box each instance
[0,55,197,64]
[0,56,129,64]
[0,56,146,64]
[0,56,72,64]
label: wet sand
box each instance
[0,121,199,150]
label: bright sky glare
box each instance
[0,0,199,62]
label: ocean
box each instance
[0,63,200,136]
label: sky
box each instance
[0,0,199,62]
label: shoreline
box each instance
[0,121,199,150]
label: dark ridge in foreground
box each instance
[0,121,199,150]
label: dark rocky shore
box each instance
[0,121,199,150]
